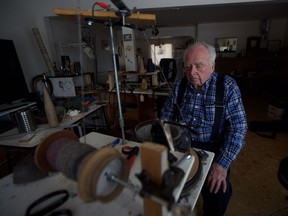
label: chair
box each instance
[159,58,177,83]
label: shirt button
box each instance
[195,105,198,108]
[193,118,196,121]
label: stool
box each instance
[271,156,288,216]
[91,103,110,131]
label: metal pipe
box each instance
[108,19,126,144]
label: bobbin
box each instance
[35,130,129,203]
[78,146,129,202]
[35,130,79,172]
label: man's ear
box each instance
[211,63,215,71]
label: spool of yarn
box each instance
[43,86,58,128]
[137,55,145,74]
[46,137,95,180]
[141,78,147,90]
[35,130,129,203]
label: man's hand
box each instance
[206,162,227,193]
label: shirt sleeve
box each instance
[215,77,248,169]
[160,81,180,121]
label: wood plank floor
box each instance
[194,90,288,216]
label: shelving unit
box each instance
[107,71,159,91]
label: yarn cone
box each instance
[43,86,59,128]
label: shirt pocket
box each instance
[200,104,215,128]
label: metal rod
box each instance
[106,173,167,205]
[108,19,126,144]
[106,173,139,195]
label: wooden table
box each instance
[0,132,214,215]
[0,104,107,148]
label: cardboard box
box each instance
[267,103,285,120]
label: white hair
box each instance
[183,42,216,66]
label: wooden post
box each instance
[141,142,169,216]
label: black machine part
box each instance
[136,166,184,209]
[150,119,196,153]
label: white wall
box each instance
[0,0,286,91]
[0,0,81,91]
[198,19,288,53]
[44,18,288,79]
[46,17,97,73]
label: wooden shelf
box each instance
[53,8,156,26]
[108,71,159,91]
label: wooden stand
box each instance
[141,142,169,216]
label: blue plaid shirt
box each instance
[161,72,247,169]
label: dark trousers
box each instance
[201,169,232,216]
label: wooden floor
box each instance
[194,90,288,216]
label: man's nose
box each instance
[187,65,197,75]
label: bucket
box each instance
[15,108,37,133]
[134,119,181,143]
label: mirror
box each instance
[215,37,237,53]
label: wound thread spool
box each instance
[46,137,95,180]
[35,130,130,203]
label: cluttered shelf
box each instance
[107,71,159,91]
[0,102,109,178]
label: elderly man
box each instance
[161,42,247,215]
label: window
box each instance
[150,43,173,65]
[215,37,238,53]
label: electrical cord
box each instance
[25,190,70,216]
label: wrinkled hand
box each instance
[206,162,227,193]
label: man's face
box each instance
[184,45,214,90]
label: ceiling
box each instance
[139,1,288,27]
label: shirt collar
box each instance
[188,72,216,93]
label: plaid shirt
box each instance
[161,72,247,169]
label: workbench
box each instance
[0,132,214,215]
[0,103,108,148]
